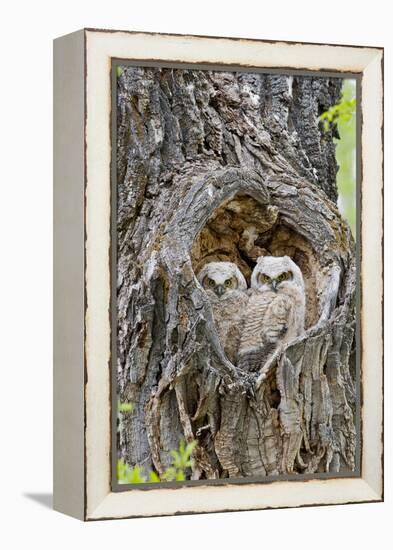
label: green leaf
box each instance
[319,89,356,131]
[128,464,146,484]
[117,459,149,484]
[170,449,181,468]
[117,458,127,481]
[162,439,198,481]
[179,439,186,456]
[148,470,161,483]
[116,66,123,78]
[118,401,134,413]
[162,467,177,481]
[175,471,186,481]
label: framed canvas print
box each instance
[53,29,383,521]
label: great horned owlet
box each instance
[197,261,248,365]
[238,256,305,372]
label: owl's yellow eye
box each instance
[277,271,293,282]
[224,279,233,288]
[208,278,215,287]
[259,273,271,284]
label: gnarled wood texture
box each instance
[116,67,356,479]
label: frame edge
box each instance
[53,29,86,521]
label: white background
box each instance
[0,1,391,548]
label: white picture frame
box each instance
[53,28,383,521]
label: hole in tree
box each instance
[191,192,321,328]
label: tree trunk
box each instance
[116,67,356,479]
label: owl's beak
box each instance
[271,280,278,292]
[215,285,225,297]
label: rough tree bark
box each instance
[116,67,356,479]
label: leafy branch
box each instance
[319,80,357,236]
[319,90,356,132]
[117,439,197,484]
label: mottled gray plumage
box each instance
[198,262,248,365]
[238,256,305,372]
